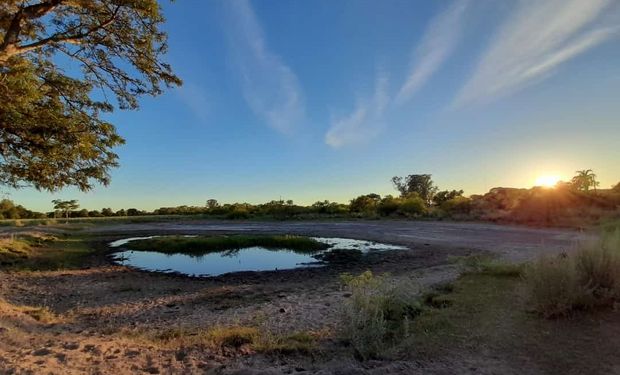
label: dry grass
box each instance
[339,271,422,360]
[0,298,61,324]
[123,325,318,355]
[523,230,620,318]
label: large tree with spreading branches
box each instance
[0,0,181,191]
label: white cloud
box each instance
[395,0,469,104]
[325,74,389,148]
[224,0,304,133]
[454,0,618,107]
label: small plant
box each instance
[340,271,421,360]
[207,326,260,348]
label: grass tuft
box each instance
[339,271,422,360]
[128,325,318,355]
[453,254,524,277]
[523,229,620,318]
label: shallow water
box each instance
[110,236,407,277]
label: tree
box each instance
[612,182,620,192]
[391,174,438,205]
[0,1,181,191]
[206,199,220,209]
[570,169,599,192]
[52,199,79,219]
[433,189,464,206]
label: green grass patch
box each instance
[406,267,620,374]
[0,233,94,271]
[124,235,330,256]
[451,254,525,277]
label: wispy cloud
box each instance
[325,73,389,148]
[177,83,210,122]
[454,0,618,107]
[224,0,304,133]
[395,0,469,104]
[326,1,468,148]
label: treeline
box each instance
[0,199,44,220]
[2,172,619,227]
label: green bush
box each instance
[340,271,421,359]
[440,196,472,215]
[226,207,251,219]
[399,196,427,216]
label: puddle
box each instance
[110,236,407,277]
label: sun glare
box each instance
[534,175,561,188]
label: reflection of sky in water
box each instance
[113,247,319,277]
[109,236,408,277]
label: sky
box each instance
[7,0,620,212]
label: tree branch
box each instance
[2,6,120,59]
[1,1,64,50]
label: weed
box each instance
[340,271,422,359]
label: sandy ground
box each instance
[0,220,589,374]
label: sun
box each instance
[534,175,561,188]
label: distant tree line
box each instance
[1,171,618,223]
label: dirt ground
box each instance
[0,220,593,374]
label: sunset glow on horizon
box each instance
[534,175,562,188]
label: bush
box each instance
[226,207,250,219]
[523,230,620,318]
[399,196,426,216]
[523,255,593,318]
[440,196,472,215]
[340,271,421,359]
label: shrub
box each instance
[523,255,593,318]
[523,230,620,317]
[226,207,250,219]
[399,196,426,216]
[340,271,421,359]
[377,196,400,216]
[575,231,620,299]
[440,196,472,215]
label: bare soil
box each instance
[0,220,596,374]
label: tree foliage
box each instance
[52,198,79,218]
[433,189,464,206]
[570,169,599,192]
[391,174,438,205]
[0,0,181,191]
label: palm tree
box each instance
[571,169,599,192]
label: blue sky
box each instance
[8,0,620,211]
